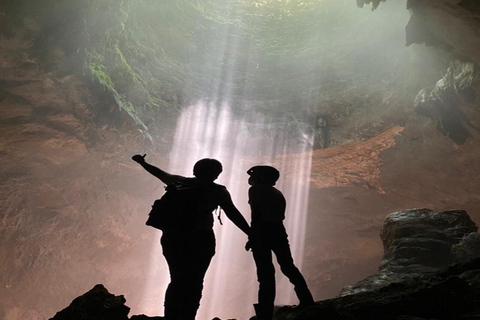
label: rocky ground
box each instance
[49,209,480,320]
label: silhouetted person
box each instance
[245,166,314,320]
[132,154,250,320]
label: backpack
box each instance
[146,183,213,232]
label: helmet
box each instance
[247,166,280,186]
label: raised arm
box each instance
[132,154,183,185]
[220,190,250,236]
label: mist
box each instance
[3,0,480,320]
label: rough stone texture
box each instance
[279,126,404,191]
[407,0,480,144]
[356,0,386,11]
[0,23,169,320]
[271,211,480,320]
[414,60,478,144]
[49,284,130,320]
[340,209,480,295]
[276,258,480,320]
[361,0,480,144]
[408,0,480,65]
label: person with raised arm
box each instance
[132,154,250,320]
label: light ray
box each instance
[140,99,314,319]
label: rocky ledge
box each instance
[50,209,480,320]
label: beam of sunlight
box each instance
[140,100,314,320]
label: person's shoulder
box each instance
[173,176,193,187]
[249,185,273,199]
[272,186,283,193]
[180,176,193,184]
[209,183,231,204]
[212,183,228,193]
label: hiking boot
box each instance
[253,303,273,320]
[292,300,315,312]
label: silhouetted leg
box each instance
[162,232,216,320]
[162,233,188,320]
[252,244,275,320]
[181,231,215,320]
[272,236,314,305]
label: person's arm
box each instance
[245,186,260,251]
[248,186,266,215]
[220,190,250,236]
[132,154,183,185]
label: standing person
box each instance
[245,166,314,320]
[132,154,250,320]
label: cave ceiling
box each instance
[1,0,479,182]
[4,0,478,150]
[0,0,415,142]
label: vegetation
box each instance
[0,0,411,136]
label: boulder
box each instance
[341,209,480,295]
[274,209,480,320]
[49,284,130,320]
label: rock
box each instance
[48,209,480,320]
[414,60,478,144]
[341,209,480,295]
[356,0,385,11]
[275,265,480,319]
[49,284,130,320]
[275,209,480,320]
[381,209,480,266]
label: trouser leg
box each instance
[162,234,185,320]
[252,245,275,320]
[182,233,215,320]
[272,236,314,305]
[161,232,215,320]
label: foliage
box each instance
[0,0,412,135]
[1,0,188,133]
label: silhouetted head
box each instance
[247,166,280,186]
[193,158,223,182]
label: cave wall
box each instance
[300,0,480,302]
[0,27,171,319]
[303,119,480,301]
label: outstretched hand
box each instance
[132,154,147,164]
